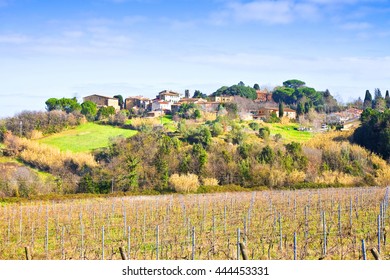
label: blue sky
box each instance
[1,0,390,117]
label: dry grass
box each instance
[201,177,219,186]
[4,133,97,173]
[130,117,161,129]
[169,173,200,193]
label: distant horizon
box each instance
[1,0,389,118]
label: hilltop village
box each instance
[82,84,363,129]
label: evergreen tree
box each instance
[278,102,284,118]
[296,102,304,115]
[385,90,390,109]
[363,90,372,109]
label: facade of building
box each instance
[158,90,181,103]
[256,107,296,119]
[151,100,171,111]
[83,94,120,111]
[209,95,234,103]
[125,96,151,110]
[255,89,273,102]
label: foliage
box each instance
[201,177,219,186]
[169,173,200,193]
[212,82,257,100]
[81,101,98,120]
[45,97,81,113]
[272,79,336,113]
[4,110,85,137]
[283,79,306,89]
[258,126,270,140]
[210,121,224,137]
[97,106,116,120]
[192,90,207,99]
[363,90,372,109]
[248,122,260,131]
[353,108,390,160]
[185,125,212,148]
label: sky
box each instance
[1,0,390,118]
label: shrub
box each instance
[202,177,219,186]
[376,167,390,187]
[169,173,200,193]
[285,170,306,185]
[258,127,270,140]
[249,122,260,131]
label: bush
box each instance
[169,173,200,193]
[201,177,219,186]
[249,122,260,131]
[258,127,270,140]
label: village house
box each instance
[255,89,273,102]
[124,96,151,110]
[170,98,208,114]
[209,95,234,103]
[256,107,296,120]
[83,94,120,111]
[197,101,220,112]
[158,90,181,103]
[151,100,171,112]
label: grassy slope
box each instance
[37,123,137,153]
[265,123,314,143]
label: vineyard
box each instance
[0,187,389,260]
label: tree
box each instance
[45,98,60,111]
[353,109,390,160]
[296,102,304,116]
[194,109,201,119]
[304,102,311,114]
[363,90,372,109]
[258,127,270,140]
[81,101,97,120]
[97,106,116,119]
[192,90,207,99]
[122,155,139,191]
[374,88,382,99]
[278,102,284,118]
[45,97,81,113]
[283,79,306,89]
[253,84,260,90]
[113,95,124,109]
[211,84,257,100]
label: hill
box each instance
[37,123,137,153]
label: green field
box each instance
[266,123,314,142]
[37,123,137,153]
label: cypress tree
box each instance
[278,102,284,118]
[363,90,372,109]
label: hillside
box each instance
[37,123,138,153]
